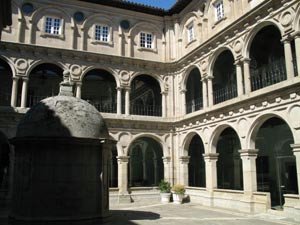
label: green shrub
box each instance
[158,180,171,193]
[171,184,185,194]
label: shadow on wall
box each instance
[108,210,160,225]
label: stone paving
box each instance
[1,201,299,225]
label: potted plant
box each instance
[158,180,171,203]
[171,184,185,204]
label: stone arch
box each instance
[208,47,236,75]
[179,12,199,43]
[128,21,165,42]
[81,66,120,87]
[209,123,240,154]
[0,57,15,106]
[129,72,164,92]
[82,14,117,31]
[181,131,205,156]
[247,113,295,149]
[243,20,284,58]
[0,56,16,77]
[294,6,300,32]
[181,64,202,91]
[126,133,166,157]
[26,60,66,77]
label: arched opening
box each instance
[108,146,118,188]
[188,135,206,187]
[128,137,164,187]
[0,132,10,194]
[82,69,117,113]
[213,50,237,104]
[255,117,298,208]
[186,68,203,114]
[0,58,13,106]
[130,75,162,117]
[217,128,243,190]
[249,25,286,91]
[28,63,63,107]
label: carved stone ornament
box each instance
[200,59,208,72]
[120,70,130,82]
[280,10,294,27]
[289,105,300,129]
[70,64,82,77]
[233,40,242,54]
[15,58,29,72]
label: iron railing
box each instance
[251,58,286,91]
[186,98,203,114]
[213,85,237,104]
[89,101,117,113]
[130,104,162,117]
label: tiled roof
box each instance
[78,0,193,16]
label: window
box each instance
[95,25,109,42]
[187,24,195,43]
[140,32,153,49]
[45,17,62,35]
[215,0,224,21]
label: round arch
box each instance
[80,66,120,87]
[209,124,241,154]
[82,14,117,30]
[247,113,295,149]
[181,131,205,156]
[242,20,284,58]
[27,60,66,78]
[129,72,164,93]
[208,47,236,76]
[0,56,16,77]
[128,21,165,42]
[182,64,202,91]
[294,7,300,32]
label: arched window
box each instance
[249,25,286,91]
[82,69,117,113]
[28,63,63,107]
[213,50,237,104]
[255,117,298,207]
[0,58,12,106]
[186,68,203,114]
[128,137,164,187]
[188,135,206,187]
[217,128,243,190]
[130,75,162,117]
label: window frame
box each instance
[91,23,113,46]
[140,32,153,49]
[187,23,195,43]
[214,0,225,22]
[41,15,65,39]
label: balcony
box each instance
[186,98,203,114]
[130,104,162,117]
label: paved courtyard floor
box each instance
[1,201,299,225]
[108,202,299,225]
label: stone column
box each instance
[291,144,300,195]
[233,156,242,189]
[235,59,244,96]
[207,76,214,107]
[203,153,219,191]
[116,87,122,115]
[282,39,295,79]
[125,87,130,116]
[202,77,208,109]
[239,149,258,194]
[20,77,29,108]
[117,156,130,202]
[10,77,19,107]
[163,156,171,183]
[180,88,186,115]
[294,34,300,77]
[161,91,167,118]
[127,35,132,57]
[179,156,190,186]
[243,58,251,94]
[75,82,82,98]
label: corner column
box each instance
[179,156,190,186]
[180,88,186,115]
[294,34,300,76]
[20,77,29,108]
[201,77,208,109]
[203,153,219,191]
[282,38,295,79]
[235,59,244,96]
[163,156,171,183]
[239,149,258,194]
[242,58,251,94]
[117,156,130,202]
[10,77,19,107]
[116,87,122,115]
[207,76,214,107]
[161,91,167,118]
[75,82,82,98]
[125,87,130,116]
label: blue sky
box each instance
[125,0,177,9]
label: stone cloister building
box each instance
[0,0,300,218]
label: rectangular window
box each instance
[95,25,109,42]
[140,32,153,48]
[45,17,61,35]
[215,1,224,21]
[187,25,194,43]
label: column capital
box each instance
[75,81,82,86]
[161,90,168,95]
[12,76,20,81]
[117,156,130,163]
[179,88,187,94]
[291,144,300,152]
[203,153,219,161]
[241,57,251,63]
[292,31,300,38]
[206,75,214,80]
[281,37,292,44]
[179,156,190,164]
[162,156,171,163]
[22,76,29,81]
[234,58,243,66]
[201,76,207,82]
[238,149,259,157]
